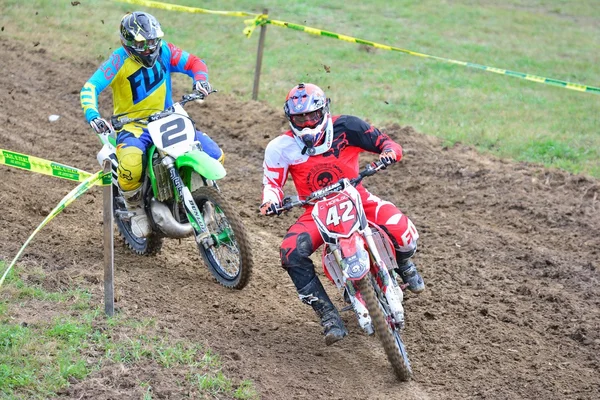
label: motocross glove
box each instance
[193,80,212,98]
[90,117,111,134]
[379,148,398,167]
[259,201,281,216]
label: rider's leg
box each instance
[281,214,347,345]
[297,275,348,346]
[195,130,224,163]
[116,128,152,238]
[362,191,425,293]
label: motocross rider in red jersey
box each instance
[260,83,425,345]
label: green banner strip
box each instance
[0,148,94,182]
[0,170,104,287]
[0,148,110,186]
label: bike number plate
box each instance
[314,192,358,236]
[148,113,196,157]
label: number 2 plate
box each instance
[147,112,196,157]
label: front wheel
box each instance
[192,186,253,289]
[357,275,412,381]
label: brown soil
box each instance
[1,37,599,400]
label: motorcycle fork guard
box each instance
[166,163,211,247]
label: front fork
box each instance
[363,229,405,329]
[327,229,406,333]
[326,246,374,335]
[163,156,212,249]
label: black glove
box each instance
[259,201,281,216]
[193,80,212,98]
[90,117,111,134]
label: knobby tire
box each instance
[192,186,253,289]
[113,184,163,256]
[357,275,412,381]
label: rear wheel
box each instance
[113,184,163,255]
[192,186,252,289]
[357,275,412,381]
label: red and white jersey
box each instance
[262,115,403,205]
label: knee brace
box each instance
[117,146,144,191]
[280,232,317,291]
[396,245,417,263]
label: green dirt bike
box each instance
[95,91,252,289]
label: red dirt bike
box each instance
[276,160,412,381]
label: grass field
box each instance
[0,264,258,399]
[1,0,598,176]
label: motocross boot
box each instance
[395,252,425,294]
[298,276,348,346]
[120,186,151,238]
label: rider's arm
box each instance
[80,49,125,123]
[262,139,290,205]
[338,115,403,160]
[164,42,209,83]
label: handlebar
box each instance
[109,90,216,131]
[272,160,389,214]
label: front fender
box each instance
[340,234,370,280]
[175,149,226,180]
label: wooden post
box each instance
[102,159,115,317]
[252,9,268,100]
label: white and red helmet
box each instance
[284,83,333,155]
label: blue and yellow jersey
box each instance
[80,42,208,124]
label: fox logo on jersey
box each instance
[128,61,166,104]
[323,132,349,159]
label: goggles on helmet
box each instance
[289,109,324,130]
[125,38,161,53]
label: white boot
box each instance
[120,186,151,238]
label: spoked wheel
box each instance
[113,184,163,255]
[192,186,252,289]
[357,275,412,381]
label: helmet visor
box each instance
[290,109,324,129]
[127,38,161,53]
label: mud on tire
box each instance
[192,186,253,289]
[113,184,163,256]
[357,275,412,381]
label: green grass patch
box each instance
[1,0,598,177]
[0,263,258,399]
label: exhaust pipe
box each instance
[150,198,194,238]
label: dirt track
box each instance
[1,37,599,399]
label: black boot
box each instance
[395,249,425,294]
[395,259,425,293]
[298,276,348,346]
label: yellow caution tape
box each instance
[264,19,600,95]
[243,14,269,38]
[118,0,256,18]
[117,0,599,94]
[0,170,105,287]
